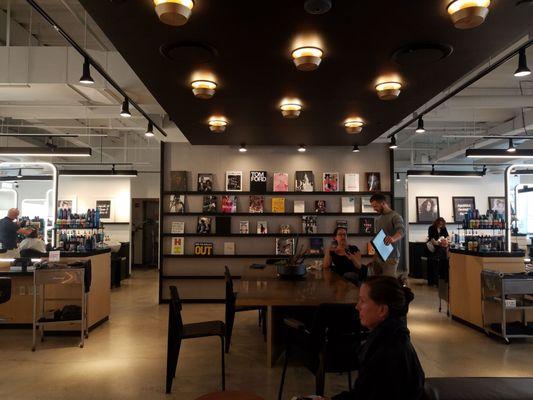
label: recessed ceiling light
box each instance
[120,98,131,118]
[447,0,490,29]
[191,80,217,99]
[514,48,531,77]
[298,145,306,152]
[415,117,426,133]
[375,81,402,100]
[145,121,155,137]
[389,136,398,149]
[154,0,194,26]
[280,99,302,118]
[208,116,228,133]
[352,145,360,153]
[79,58,94,85]
[239,144,247,153]
[291,46,323,71]
[344,118,364,134]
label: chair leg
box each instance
[277,344,290,400]
[258,309,262,327]
[165,341,180,394]
[172,341,181,378]
[347,371,352,390]
[315,355,326,396]
[220,336,226,391]
[225,322,233,354]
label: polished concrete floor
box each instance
[2,269,533,400]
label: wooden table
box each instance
[236,265,359,367]
[194,391,264,400]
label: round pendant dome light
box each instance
[154,0,194,26]
[208,116,228,133]
[280,99,303,118]
[291,46,323,71]
[191,80,217,99]
[344,119,364,134]
[447,0,490,29]
[375,81,402,100]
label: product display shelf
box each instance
[161,233,374,237]
[164,212,378,216]
[164,191,391,196]
[163,253,374,258]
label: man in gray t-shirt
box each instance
[370,194,405,276]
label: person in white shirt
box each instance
[18,228,46,254]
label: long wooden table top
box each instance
[235,265,359,307]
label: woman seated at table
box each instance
[323,227,366,284]
[328,276,425,400]
[427,217,450,282]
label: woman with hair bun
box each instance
[329,276,425,400]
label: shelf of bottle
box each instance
[161,233,374,238]
[163,191,391,196]
[163,253,375,258]
[53,227,103,230]
[164,212,377,217]
[456,227,506,230]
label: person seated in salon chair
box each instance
[18,228,46,255]
[323,227,367,285]
[298,276,425,400]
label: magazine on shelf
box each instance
[221,195,237,213]
[239,221,250,234]
[295,171,314,192]
[361,196,376,213]
[365,172,381,192]
[336,220,348,229]
[344,173,360,192]
[216,216,231,234]
[196,216,212,234]
[294,200,305,213]
[224,242,236,255]
[309,238,324,255]
[170,171,187,192]
[271,198,285,213]
[249,195,264,213]
[302,215,318,234]
[341,196,355,213]
[171,237,184,255]
[225,171,243,191]
[194,242,213,256]
[169,194,185,213]
[279,224,291,234]
[276,237,295,255]
[359,218,375,234]
[202,195,217,213]
[257,221,268,234]
[273,173,289,192]
[315,200,326,213]
[171,221,185,234]
[250,171,267,193]
[322,172,339,192]
[197,173,213,192]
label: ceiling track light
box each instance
[447,0,490,29]
[298,145,306,152]
[154,0,194,26]
[507,138,517,153]
[239,144,247,153]
[375,81,402,100]
[191,80,217,99]
[208,116,228,133]
[514,48,532,78]
[280,99,302,118]
[17,169,23,179]
[145,121,155,137]
[407,169,484,178]
[79,57,94,85]
[466,148,533,159]
[352,145,360,153]
[120,98,131,118]
[396,172,401,182]
[0,147,91,157]
[389,136,398,149]
[59,169,138,178]
[291,46,324,71]
[344,119,364,134]
[415,117,426,133]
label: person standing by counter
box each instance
[0,208,32,258]
[370,194,405,277]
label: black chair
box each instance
[278,303,361,399]
[0,278,12,322]
[166,285,226,394]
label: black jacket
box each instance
[332,317,425,400]
[427,225,449,242]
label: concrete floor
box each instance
[1,269,533,400]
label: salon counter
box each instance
[0,249,111,329]
[449,249,526,328]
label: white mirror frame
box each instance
[505,164,533,251]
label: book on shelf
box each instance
[171,221,185,234]
[239,221,250,234]
[315,200,326,213]
[257,221,268,234]
[216,216,232,234]
[359,217,375,234]
[365,172,381,192]
[361,196,376,213]
[271,197,285,213]
[295,171,314,192]
[194,242,213,256]
[250,171,267,193]
[309,237,324,255]
[273,173,289,192]
[336,220,348,229]
[294,200,305,213]
[322,172,339,192]
[225,171,243,192]
[221,195,237,213]
[171,237,184,255]
[169,194,185,213]
[249,195,264,213]
[302,215,318,234]
[202,195,217,213]
[344,173,360,192]
[170,171,187,191]
[196,216,212,234]
[279,224,291,234]
[276,237,295,255]
[197,173,213,192]
[224,242,236,255]
[341,196,355,213]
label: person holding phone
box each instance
[323,227,366,283]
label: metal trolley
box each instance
[32,267,87,351]
[481,270,533,343]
